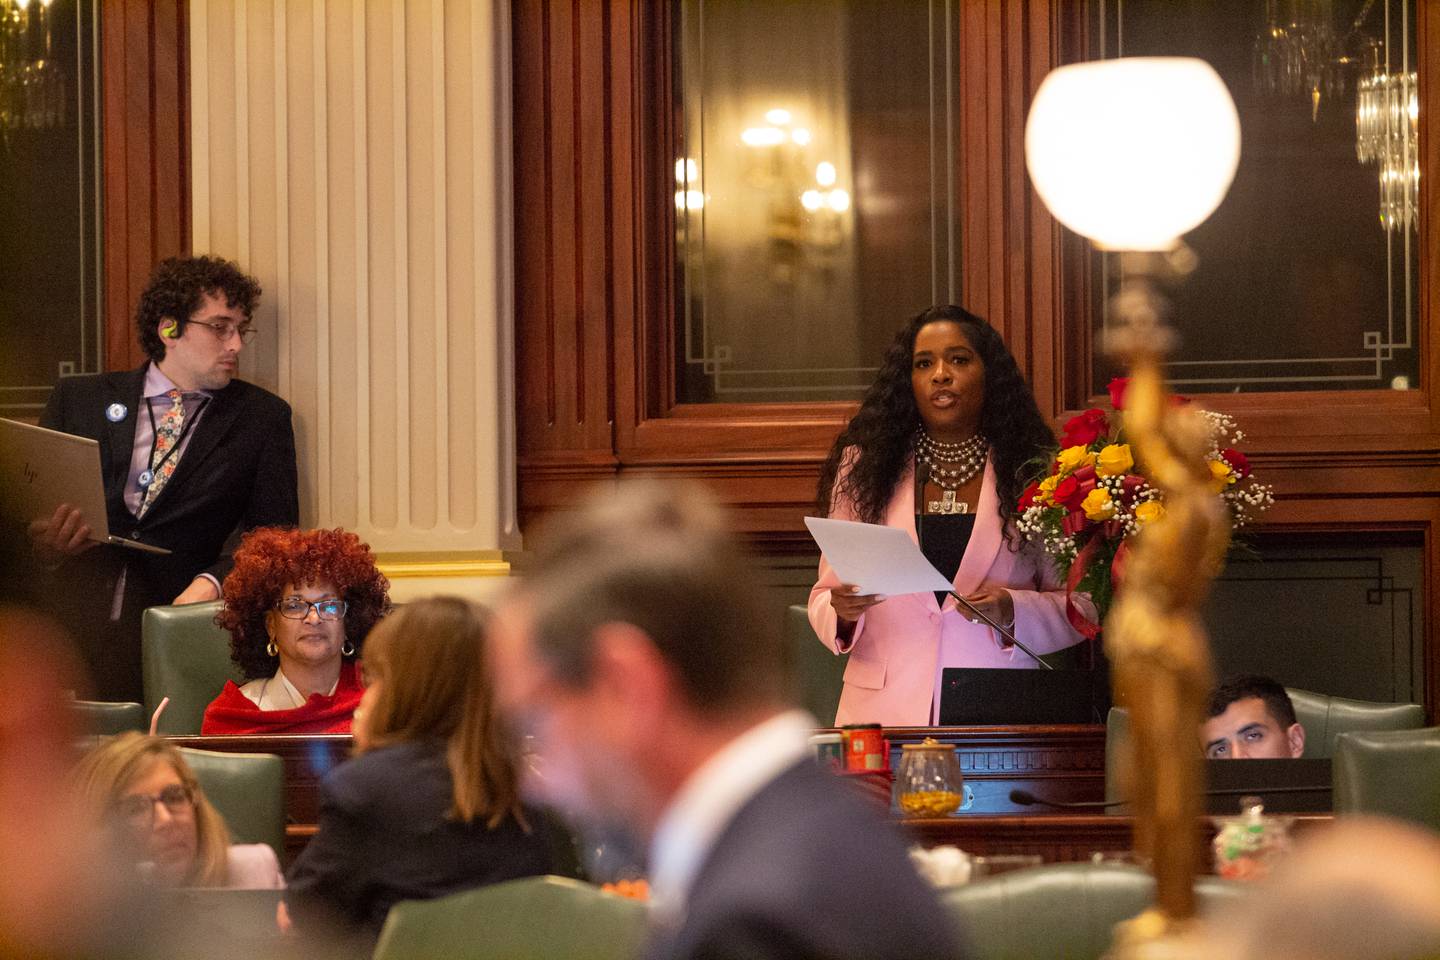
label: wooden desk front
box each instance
[171,726,1108,862]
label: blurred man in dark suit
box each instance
[491,480,966,960]
[26,256,298,700]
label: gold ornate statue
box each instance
[1103,266,1230,948]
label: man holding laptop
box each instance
[23,256,298,700]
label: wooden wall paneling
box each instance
[101,0,189,372]
[513,0,1440,664]
[1258,497,1440,718]
[957,0,1085,421]
[513,0,620,530]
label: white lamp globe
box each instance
[1025,57,1241,251]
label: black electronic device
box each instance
[1203,758,1331,813]
[939,667,1111,725]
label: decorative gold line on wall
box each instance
[190,0,513,555]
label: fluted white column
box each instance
[190,0,517,601]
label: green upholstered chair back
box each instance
[1286,690,1425,758]
[179,747,286,860]
[71,700,146,736]
[785,604,847,725]
[942,863,1244,960]
[1333,727,1440,831]
[373,875,649,960]
[1106,689,1426,803]
[1104,706,1131,805]
[142,601,243,735]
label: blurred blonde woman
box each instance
[73,734,282,889]
[285,597,555,940]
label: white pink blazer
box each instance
[809,455,1088,726]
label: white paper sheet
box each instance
[803,516,955,597]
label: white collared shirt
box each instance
[237,667,339,711]
[648,709,816,926]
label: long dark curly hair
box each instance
[816,305,1055,545]
[136,256,262,363]
[216,527,392,680]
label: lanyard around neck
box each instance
[143,393,211,479]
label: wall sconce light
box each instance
[675,156,705,211]
[801,161,849,214]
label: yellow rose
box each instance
[1081,487,1115,521]
[1134,500,1165,525]
[1095,443,1134,478]
[1037,475,1060,504]
[1207,458,1234,493]
[1055,446,1094,476]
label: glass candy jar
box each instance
[895,738,965,817]
[1212,795,1294,881]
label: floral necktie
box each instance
[138,389,185,517]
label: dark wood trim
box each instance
[101,0,190,372]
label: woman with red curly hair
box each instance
[201,528,391,735]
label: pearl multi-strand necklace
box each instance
[916,430,987,515]
[916,430,987,489]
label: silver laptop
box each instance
[0,417,172,555]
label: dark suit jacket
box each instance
[647,761,967,960]
[36,365,297,699]
[39,365,298,606]
[285,740,557,943]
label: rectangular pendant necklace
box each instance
[927,490,970,515]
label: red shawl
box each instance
[201,661,363,735]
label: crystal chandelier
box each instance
[0,0,65,132]
[1355,43,1418,233]
[1253,0,1344,121]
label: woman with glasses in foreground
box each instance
[284,597,555,942]
[201,527,392,734]
[73,733,282,888]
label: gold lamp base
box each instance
[1104,909,1211,960]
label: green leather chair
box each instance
[142,600,243,735]
[179,747,286,860]
[372,875,649,960]
[1105,689,1427,803]
[785,604,847,725]
[1286,690,1426,758]
[71,700,146,736]
[942,863,1244,960]
[1333,726,1440,831]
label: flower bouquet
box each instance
[1015,377,1273,636]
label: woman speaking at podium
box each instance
[810,306,1087,726]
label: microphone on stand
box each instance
[1009,784,1331,811]
[916,460,1053,670]
[949,591,1053,669]
[1009,789,1126,810]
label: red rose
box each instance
[1221,447,1251,479]
[1018,481,1041,511]
[1054,475,1086,510]
[1107,377,1129,411]
[1060,408,1109,448]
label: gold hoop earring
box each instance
[266,640,278,657]
[342,641,355,657]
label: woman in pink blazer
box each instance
[810,306,1089,726]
